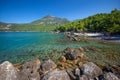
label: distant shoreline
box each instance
[64,32,120,43]
[0,31,47,32]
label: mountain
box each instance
[31,15,69,25]
[0,22,12,31]
[0,15,70,31]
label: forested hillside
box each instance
[57,9,120,33]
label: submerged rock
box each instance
[18,59,41,80]
[41,69,71,80]
[59,56,66,62]
[81,62,103,79]
[65,51,77,60]
[64,47,85,61]
[0,61,19,80]
[104,72,120,80]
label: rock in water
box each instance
[59,56,66,62]
[65,50,79,60]
[64,48,84,60]
[41,69,71,80]
[82,62,103,79]
[0,61,19,80]
[104,72,120,80]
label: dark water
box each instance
[0,32,117,64]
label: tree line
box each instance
[56,9,120,34]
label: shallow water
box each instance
[0,32,119,64]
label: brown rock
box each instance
[78,62,83,68]
[59,56,66,62]
[64,47,74,53]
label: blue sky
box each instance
[0,0,120,23]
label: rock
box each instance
[0,61,19,80]
[78,62,83,68]
[74,49,85,58]
[103,65,120,78]
[64,47,74,53]
[41,69,71,80]
[79,75,88,80]
[59,56,66,62]
[40,59,57,73]
[66,70,76,80]
[64,48,85,60]
[104,72,120,80]
[18,69,40,80]
[65,50,79,60]
[22,59,40,71]
[81,62,103,79]
[18,59,41,80]
[79,47,84,52]
[75,68,80,77]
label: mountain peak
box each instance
[43,15,56,18]
[32,15,70,25]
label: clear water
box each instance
[0,32,108,63]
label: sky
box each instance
[0,0,120,23]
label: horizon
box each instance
[0,0,120,23]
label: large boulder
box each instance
[18,59,41,80]
[81,62,103,79]
[104,72,120,80]
[40,59,57,73]
[41,69,71,80]
[0,61,19,80]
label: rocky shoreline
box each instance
[0,48,120,80]
[64,32,120,43]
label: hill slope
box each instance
[57,9,120,34]
[32,15,69,25]
[0,15,70,31]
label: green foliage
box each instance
[57,9,120,33]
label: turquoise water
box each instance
[0,32,108,63]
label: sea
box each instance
[0,32,119,64]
